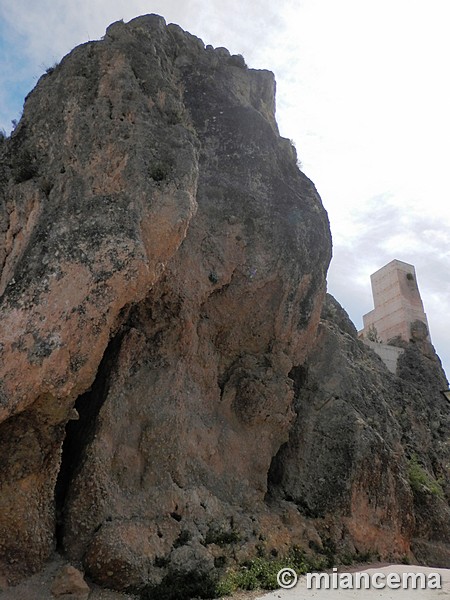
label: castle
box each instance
[358,260,431,373]
[359,259,430,344]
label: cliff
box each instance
[0,14,448,599]
[270,294,450,567]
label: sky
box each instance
[0,0,449,379]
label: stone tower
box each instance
[361,259,430,343]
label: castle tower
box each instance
[360,259,430,344]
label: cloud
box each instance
[0,0,289,131]
[327,193,450,376]
[0,0,288,69]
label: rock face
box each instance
[0,14,330,592]
[0,14,449,598]
[269,294,450,566]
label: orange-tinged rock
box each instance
[0,14,331,590]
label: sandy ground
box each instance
[0,559,448,599]
[252,565,450,599]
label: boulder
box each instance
[50,564,90,599]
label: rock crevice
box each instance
[54,329,126,549]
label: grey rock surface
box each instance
[269,294,450,565]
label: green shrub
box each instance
[367,324,381,343]
[408,455,444,499]
[215,547,326,597]
[205,526,240,546]
[216,557,282,595]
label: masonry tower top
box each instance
[360,259,430,343]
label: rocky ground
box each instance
[0,554,137,599]
[2,557,448,600]
[0,553,261,600]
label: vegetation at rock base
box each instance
[140,548,332,599]
[215,548,328,596]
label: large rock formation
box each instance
[0,14,330,593]
[269,295,450,566]
[0,14,449,599]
